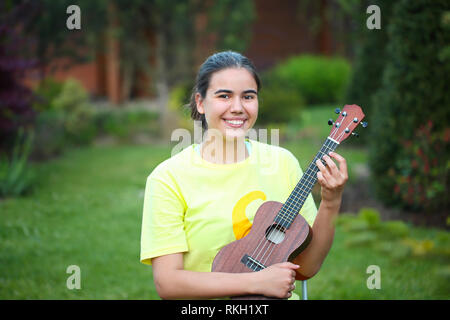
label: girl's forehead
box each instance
[208,68,257,90]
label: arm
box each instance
[292,152,348,279]
[152,253,299,299]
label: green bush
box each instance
[0,129,35,198]
[53,78,97,146]
[344,0,395,125]
[369,0,450,212]
[269,55,351,106]
[30,77,162,159]
[31,110,66,160]
[168,82,194,130]
[32,77,64,112]
[32,78,97,154]
[94,107,159,141]
[389,121,448,211]
[258,70,304,124]
[335,208,448,260]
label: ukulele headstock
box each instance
[327,104,366,143]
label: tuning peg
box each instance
[342,111,347,117]
[335,108,341,114]
[345,128,350,133]
[328,119,334,126]
[361,121,368,128]
[351,132,359,138]
[353,117,358,123]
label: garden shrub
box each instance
[0,129,35,198]
[31,110,66,160]
[168,82,194,130]
[258,70,304,125]
[53,78,97,146]
[335,208,448,260]
[369,0,450,212]
[32,78,97,153]
[32,77,64,112]
[345,0,395,127]
[269,55,351,106]
[94,107,159,141]
[0,4,36,154]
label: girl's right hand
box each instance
[250,262,299,299]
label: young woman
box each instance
[140,51,348,299]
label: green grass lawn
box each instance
[0,144,168,299]
[1,105,448,299]
[1,142,448,299]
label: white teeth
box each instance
[225,120,244,125]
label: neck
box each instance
[274,137,339,228]
[201,134,248,164]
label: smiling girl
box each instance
[140,51,348,299]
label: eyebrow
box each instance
[214,89,258,95]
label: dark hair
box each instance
[186,51,261,131]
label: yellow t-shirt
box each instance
[140,139,317,297]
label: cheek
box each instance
[247,102,259,119]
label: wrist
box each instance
[245,271,260,295]
[321,197,341,210]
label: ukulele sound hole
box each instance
[265,224,286,244]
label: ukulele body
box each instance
[211,104,365,300]
[211,200,312,300]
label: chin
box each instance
[223,134,248,143]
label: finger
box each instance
[317,171,329,188]
[315,158,329,176]
[291,269,296,278]
[316,158,335,182]
[329,152,348,179]
[280,262,300,269]
[323,154,338,175]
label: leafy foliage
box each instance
[207,0,255,53]
[268,55,351,106]
[345,0,395,126]
[369,0,450,212]
[391,121,449,211]
[94,107,159,140]
[0,129,35,198]
[0,1,37,153]
[336,208,449,260]
[258,70,304,124]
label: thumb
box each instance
[279,262,300,269]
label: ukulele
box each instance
[211,104,366,299]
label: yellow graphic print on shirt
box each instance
[232,190,267,240]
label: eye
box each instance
[218,94,230,99]
[243,94,256,100]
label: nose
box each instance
[230,96,244,113]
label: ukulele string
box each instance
[248,113,351,271]
[258,108,359,269]
[250,139,335,270]
[258,166,318,268]
[251,160,319,270]
[331,111,355,142]
[249,143,322,269]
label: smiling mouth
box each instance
[223,119,246,128]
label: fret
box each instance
[274,138,338,228]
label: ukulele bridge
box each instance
[241,254,266,272]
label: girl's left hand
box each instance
[315,152,348,206]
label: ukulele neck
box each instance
[274,137,339,228]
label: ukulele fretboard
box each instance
[274,137,339,228]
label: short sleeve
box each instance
[284,150,318,227]
[140,174,188,266]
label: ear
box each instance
[195,93,205,114]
